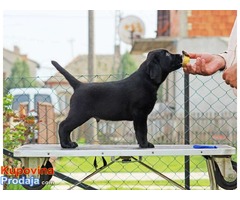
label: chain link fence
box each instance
[3,69,237,190]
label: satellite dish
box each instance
[118,15,145,44]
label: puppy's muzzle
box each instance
[174,54,183,69]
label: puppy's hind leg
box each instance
[133,114,154,148]
[59,114,90,148]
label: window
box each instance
[157,10,170,36]
[12,94,30,111]
[34,94,52,110]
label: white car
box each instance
[9,87,60,116]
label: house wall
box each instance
[157,10,236,37]
[3,47,39,78]
[187,10,236,37]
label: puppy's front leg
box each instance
[133,115,154,148]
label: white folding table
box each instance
[14,144,237,190]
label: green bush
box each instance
[3,94,38,190]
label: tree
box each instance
[118,51,138,78]
[6,59,36,92]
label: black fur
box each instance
[51,49,182,148]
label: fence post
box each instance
[184,73,190,189]
[38,102,56,144]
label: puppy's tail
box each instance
[51,60,80,90]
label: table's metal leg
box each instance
[67,157,121,190]
[131,157,187,190]
[205,157,219,190]
[68,156,227,190]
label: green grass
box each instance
[55,155,209,173]
[53,179,211,190]
[5,184,52,190]
[84,179,211,190]
[54,154,237,190]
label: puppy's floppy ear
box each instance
[146,55,162,84]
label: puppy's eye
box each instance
[166,52,170,57]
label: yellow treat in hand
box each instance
[182,50,190,68]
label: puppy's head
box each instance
[146,49,182,84]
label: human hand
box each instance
[183,53,226,76]
[222,63,237,88]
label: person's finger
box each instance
[226,81,230,85]
[183,63,194,74]
[195,57,202,67]
[222,70,226,80]
[186,63,198,74]
[199,58,207,74]
[187,53,203,59]
[194,58,204,74]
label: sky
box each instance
[3,10,157,77]
[2,0,239,78]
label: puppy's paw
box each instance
[139,142,155,148]
[147,142,155,148]
[61,141,78,149]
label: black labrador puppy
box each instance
[51,49,182,149]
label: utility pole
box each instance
[113,10,121,75]
[87,10,98,144]
[88,10,94,80]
